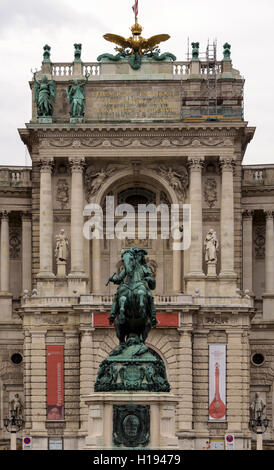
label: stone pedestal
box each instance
[83,392,179,450]
[56,260,66,277]
[206,261,217,277]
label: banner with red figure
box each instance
[46,345,64,421]
[209,344,226,421]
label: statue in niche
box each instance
[204,229,219,264]
[66,73,90,118]
[250,392,266,419]
[33,72,56,117]
[10,394,24,419]
[55,229,68,262]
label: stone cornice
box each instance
[23,121,252,134]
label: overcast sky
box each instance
[0,0,273,166]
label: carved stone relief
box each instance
[204,178,218,208]
[254,225,265,259]
[56,178,69,209]
[155,165,189,203]
[85,165,119,202]
[9,228,21,259]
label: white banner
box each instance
[209,344,226,421]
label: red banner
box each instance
[93,312,179,327]
[46,345,64,421]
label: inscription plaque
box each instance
[86,84,181,121]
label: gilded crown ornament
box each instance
[98,20,176,70]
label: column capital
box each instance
[219,157,236,171]
[187,157,205,171]
[242,209,254,219]
[264,210,274,220]
[39,158,54,173]
[0,210,9,220]
[69,157,86,173]
[21,211,32,222]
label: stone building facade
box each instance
[0,42,273,450]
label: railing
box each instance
[44,59,228,79]
[79,293,193,306]
[51,63,73,77]
[82,63,101,77]
[173,62,191,76]
[0,167,32,187]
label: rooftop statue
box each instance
[33,72,56,118]
[98,23,176,70]
[66,73,90,118]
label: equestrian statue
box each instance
[106,248,157,355]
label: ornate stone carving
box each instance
[157,165,188,202]
[9,228,21,259]
[68,157,85,172]
[204,178,217,208]
[85,166,117,201]
[242,209,254,219]
[264,210,274,219]
[187,157,204,171]
[219,157,236,172]
[113,405,150,448]
[254,225,265,259]
[0,210,9,220]
[56,179,69,209]
[39,158,54,172]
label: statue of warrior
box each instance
[66,73,90,118]
[33,72,56,117]
[106,248,157,353]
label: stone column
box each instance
[264,211,274,294]
[187,157,205,278]
[79,328,95,432]
[242,210,254,293]
[21,212,32,293]
[30,330,47,432]
[226,331,244,431]
[69,158,85,276]
[92,238,101,293]
[64,330,80,433]
[38,159,54,278]
[23,330,32,431]
[219,157,236,278]
[173,249,181,293]
[0,210,10,293]
[177,325,193,433]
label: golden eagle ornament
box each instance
[103,23,170,56]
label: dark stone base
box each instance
[94,336,170,392]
